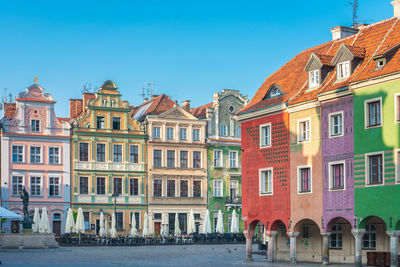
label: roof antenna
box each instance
[141,81,156,102]
[348,0,359,27]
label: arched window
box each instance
[220,124,227,137]
[363,224,376,249]
[329,224,342,249]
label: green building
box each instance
[192,89,248,233]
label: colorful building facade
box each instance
[1,83,71,235]
[70,80,146,235]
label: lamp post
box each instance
[112,191,119,230]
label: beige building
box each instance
[134,96,207,235]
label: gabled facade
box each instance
[192,89,247,233]
[70,80,146,235]
[1,83,71,235]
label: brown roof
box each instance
[57,117,71,123]
[3,103,16,118]
[239,17,400,114]
[131,94,176,121]
[191,102,212,119]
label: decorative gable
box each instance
[159,105,197,120]
[331,44,365,65]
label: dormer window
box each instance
[262,84,283,100]
[375,58,386,69]
[337,61,350,80]
[309,70,320,87]
[31,120,40,132]
[270,87,281,97]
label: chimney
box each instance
[182,100,191,112]
[151,95,159,100]
[4,103,16,118]
[392,0,400,17]
[69,99,83,119]
[143,98,148,103]
[330,26,359,41]
[82,93,95,109]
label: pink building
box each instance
[1,83,70,235]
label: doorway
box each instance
[96,219,100,235]
[154,222,161,235]
[53,221,61,237]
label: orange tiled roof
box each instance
[191,102,212,119]
[239,17,400,114]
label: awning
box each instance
[0,207,22,220]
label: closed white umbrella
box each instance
[161,213,168,236]
[230,209,238,233]
[110,212,118,238]
[234,212,240,233]
[65,208,75,234]
[142,212,149,236]
[174,213,181,236]
[202,209,212,234]
[32,208,40,233]
[187,209,196,234]
[39,207,51,234]
[99,212,105,237]
[216,210,224,233]
[130,213,137,236]
[75,208,85,234]
[104,217,108,235]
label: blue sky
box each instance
[0,0,393,117]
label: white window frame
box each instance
[193,180,202,198]
[49,146,61,164]
[220,124,227,137]
[166,150,176,168]
[30,175,43,197]
[297,165,312,194]
[166,127,174,140]
[213,150,222,168]
[11,174,24,196]
[153,149,162,167]
[179,127,187,140]
[365,151,385,187]
[309,69,320,87]
[329,111,344,138]
[236,126,241,138]
[96,176,107,195]
[337,61,351,80]
[395,149,400,184]
[153,126,161,140]
[78,142,89,162]
[192,128,200,141]
[229,180,239,197]
[259,123,272,148]
[259,167,273,196]
[48,175,61,197]
[229,151,238,168]
[30,145,42,164]
[213,180,223,197]
[79,176,89,195]
[364,97,383,129]
[113,144,123,163]
[129,144,139,164]
[192,151,202,168]
[297,118,311,143]
[395,93,400,124]
[328,160,346,191]
[12,144,24,163]
[31,119,41,132]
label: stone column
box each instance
[266,231,278,262]
[287,232,300,264]
[352,229,366,267]
[321,232,331,265]
[386,231,400,267]
[244,229,255,262]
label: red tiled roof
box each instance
[191,102,212,119]
[131,94,176,121]
[57,117,70,123]
[317,54,334,66]
[239,17,400,113]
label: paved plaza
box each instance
[0,244,354,267]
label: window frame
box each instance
[395,93,400,123]
[193,180,201,198]
[259,167,273,196]
[193,151,202,169]
[229,151,238,168]
[96,116,105,129]
[153,179,162,197]
[112,117,121,130]
[297,165,312,194]
[180,180,188,197]
[113,144,123,163]
[166,127,174,140]
[220,124,227,137]
[179,127,187,141]
[153,149,162,167]
[78,142,89,162]
[166,150,176,168]
[328,160,346,191]
[129,144,139,164]
[96,176,106,195]
[337,60,351,80]
[167,180,175,197]
[113,177,123,196]
[329,224,343,249]
[31,119,41,133]
[153,126,161,140]
[12,145,24,163]
[297,118,311,143]
[362,224,377,250]
[192,128,200,141]
[129,177,139,196]
[236,126,241,138]
[329,111,344,138]
[48,146,61,164]
[48,176,61,197]
[396,149,400,184]
[229,180,239,198]
[213,180,223,197]
[96,143,106,163]
[115,211,124,231]
[259,123,272,148]
[365,152,384,186]
[79,176,89,195]
[364,97,383,129]
[213,150,222,168]
[309,69,320,88]
[30,175,42,197]
[11,175,24,196]
[180,150,188,168]
[30,145,42,164]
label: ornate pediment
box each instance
[159,106,197,120]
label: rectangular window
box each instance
[113,177,122,195]
[112,117,120,130]
[96,116,105,129]
[166,127,174,140]
[397,151,400,183]
[12,176,23,196]
[236,126,241,138]
[153,150,162,167]
[367,101,381,127]
[31,120,40,132]
[192,129,200,141]
[337,61,350,79]
[363,224,376,249]
[129,145,139,163]
[331,163,344,190]
[213,150,222,167]
[180,151,188,168]
[12,145,24,163]
[260,124,271,147]
[79,143,89,162]
[97,177,106,195]
[131,212,141,231]
[49,147,60,164]
[167,150,175,168]
[329,225,343,249]
[229,151,238,168]
[193,180,201,197]
[213,180,222,197]
[153,180,162,197]
[96,143,106,162]
[153,127,161,139]
[298,120,311,142]
[309,69,320,87]
[230,180,239,199]
[154,213,162,220]
[115,212,123,230]
[30,146,41,163]
[330,112,343,137]
[180,180,188,197]
[179,128,187,140]
[49,177,60,196]
[113,144,122,162]
[299,167,311,193]
[83,212,90,230]
[193,151,201,168]
[80,177,88,194]
[396,94,400,122]
[260,169,273,194]
[167,180,175,197]
[368,154,383,185]
[129,178,139,196]
[31,176,41,196]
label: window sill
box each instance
[361,248,376,251]
[259,193,273,196]
[330,187,345,191]
[48,196,62,198]
[298,191,312,194]
[329,133,344,139]
[329,247,343,250]
[366,124,382,129]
